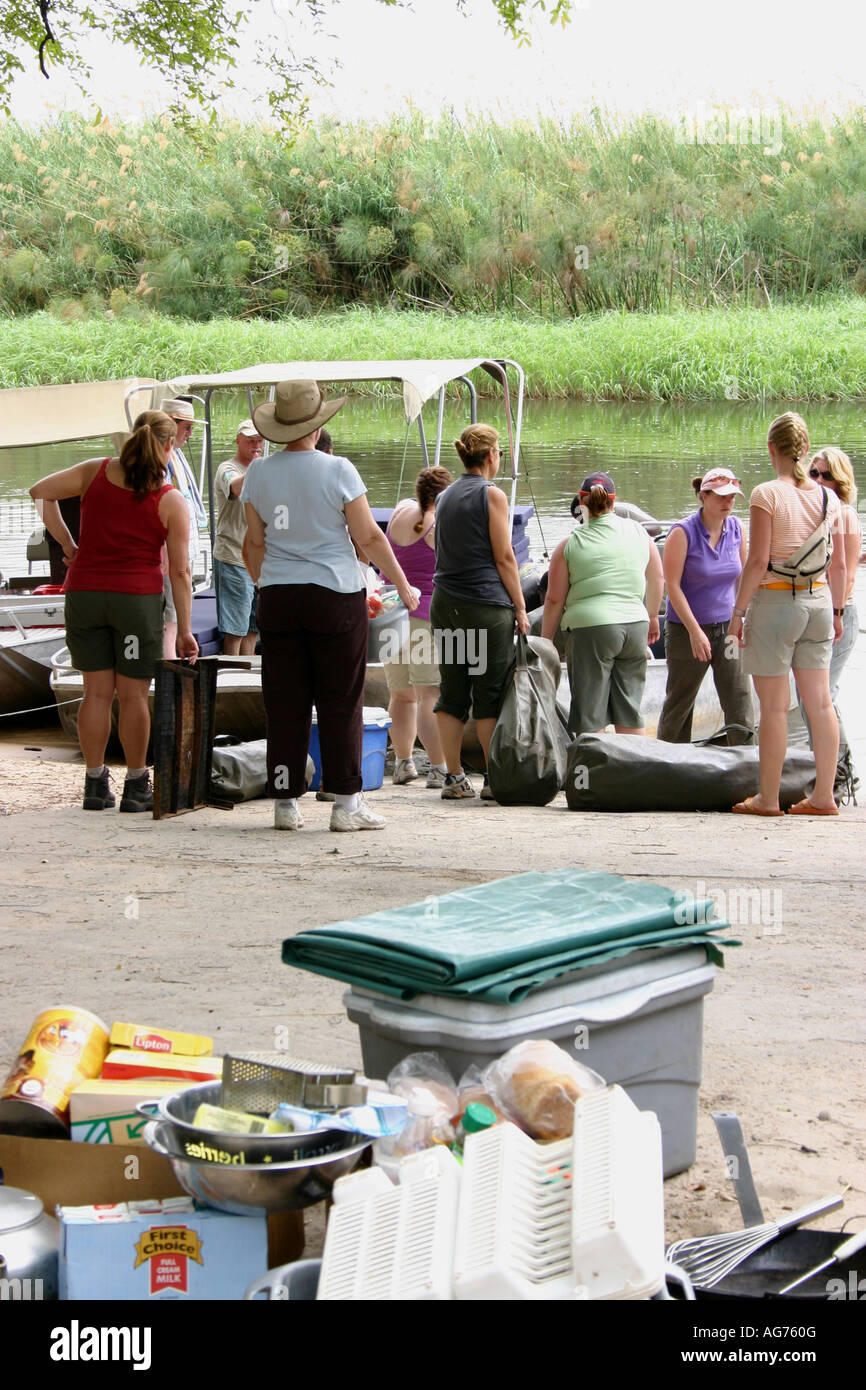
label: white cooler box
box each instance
[344,946,715,1178]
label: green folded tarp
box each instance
[282,869,739,1003]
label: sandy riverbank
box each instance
[1,754,864,1255]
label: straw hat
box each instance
[253,380,346,445]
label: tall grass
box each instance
[1,109,866,319]
[2,302,865,401]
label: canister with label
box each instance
[0,1007,110,1137]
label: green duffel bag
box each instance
[565,730,815,812]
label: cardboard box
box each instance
[69,1079,198,1145]
[0,1133,303,1272]
[109,1023,213,1057]
[59,1198,267,1300]
[100,1050,223,1084]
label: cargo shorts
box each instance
[64,590,164,680]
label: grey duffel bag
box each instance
[565,730,815,812]
[210,740,316,803]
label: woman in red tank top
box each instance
[30,411,199,813]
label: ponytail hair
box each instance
[691,476,704,496]
[582,483,615,517]
[121,410,176,496]
[767,411,810,486]
[454,423,499,472]
[413,466,453,531]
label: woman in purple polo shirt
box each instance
[657,468,754,744]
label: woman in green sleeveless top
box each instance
[542,473,664,735]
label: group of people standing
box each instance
[30,387,860,824]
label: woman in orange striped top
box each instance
[727,412,847,816]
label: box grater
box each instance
[221,1053,359,1115]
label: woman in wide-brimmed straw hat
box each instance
[241,379,420,832]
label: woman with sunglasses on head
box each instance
[430,424,530,800]
[727,413,847,816]
[657,468,754,745]
[797,449,862,799]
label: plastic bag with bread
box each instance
[482,1040,605,1141]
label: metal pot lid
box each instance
[0,1186,45,1232]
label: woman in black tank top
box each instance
[430,424,530,801]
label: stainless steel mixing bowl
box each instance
[143,1120,368,1214]
[138,1080,346,1165]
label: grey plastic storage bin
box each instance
[344,947,715,1178]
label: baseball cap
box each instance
[579,471,616,496]
[236,418,262,438]
[699,468,744,497]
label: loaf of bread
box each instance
[482,1041,605,1142]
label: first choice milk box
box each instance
[58,1198,268,1300]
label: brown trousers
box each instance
[257,584,368,797]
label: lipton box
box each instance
[0,1133,303,1270]
[58,1198,268,1300]
[110,1023,213,1057]
[100,1050,223,1084]
[69,1079,198,1145]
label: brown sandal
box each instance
[786,798,839,816]
[732,796,784,817]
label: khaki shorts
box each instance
[383,617,441,691]
[742,586,833,677]
[65,590,165,680]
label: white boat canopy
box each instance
[0,377,158,450]
[166,358,507,425]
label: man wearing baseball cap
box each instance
[213,419,264,654]
[160,398,208,656]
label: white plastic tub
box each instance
[344,947,715,1177]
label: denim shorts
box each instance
[215,558,258,637]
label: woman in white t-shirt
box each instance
[241,380,419,833]
[727,412,847,816]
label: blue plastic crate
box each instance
[308,707,391,791]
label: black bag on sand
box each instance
[488,635,570,807]
[565,731,815,812]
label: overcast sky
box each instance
[7,0,865,125]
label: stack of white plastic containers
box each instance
[317,1084,665,1301]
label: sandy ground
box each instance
[1,743,864,1262]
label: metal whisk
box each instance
[665,1194,843,1289]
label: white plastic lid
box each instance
[407,1087,439,1118]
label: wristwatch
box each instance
[732,607,746,618]
[833,607,845,617]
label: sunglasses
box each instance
[702,474,741,488]
[809,467,833,481]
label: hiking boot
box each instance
[330,798,386,832]
[119,771,153,813]
[274,802,304,830]
[393,757,419,785]
[440,772,476,800]
[82,767,115,811]
[480,776,496,802]
[425,765,447,789]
